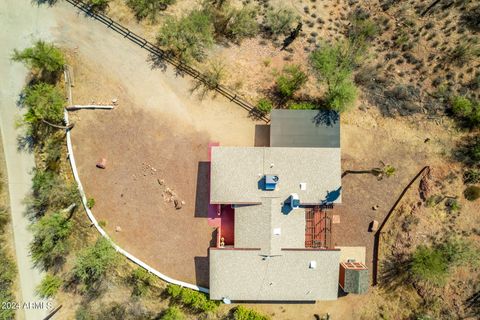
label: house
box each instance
[208,110,365,301]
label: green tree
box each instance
[160,306,185,320]
[276,64,307,98]
[12,40,65,76]
[37,274,63,298]
[310,42,359,112]
[31,212,73,269]
[324,80,357,113]
[264,7,299,36]
[21,83,65,139]
[126,0,175,22]
[157,10,214,62]
[73,237,118,288]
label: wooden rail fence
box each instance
[371,166,431,286]
[64,0,270,123]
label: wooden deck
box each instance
[305,206,332,248]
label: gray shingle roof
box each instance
[210,147,342,204]
[270,110,340,148]
[209,248,341,301]
[234,198,306,256]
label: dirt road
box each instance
[0,1,59,319]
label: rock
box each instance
[372,205,379,210]
[96,158,107,169]
[174,199,182,209]
[115,226,122,232]
[112,98,118,105]
[158,179,164,185]
[181,200,186,205]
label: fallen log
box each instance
[42,119,74,130]
[66,105,115,111]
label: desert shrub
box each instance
[449,43,479,66]
[31,212,73,269]
[348,12,378,43]
[157,10,214,62]
[12,40,65,77]
[451,95,480,128]
[73,238,118,289]
[411,245,449,286]
[160,306,185,320]
[166,284,219,313]
[85,0,110,10]
[0,249,16,320]
[264,7,299,35]
[37,274,62,298]
[44,134,63,172]
[30,169,78,216]
[21,83,65,139]
[203,60,226,90]
[445,198,461,213]
[256,98,273,114]
[129,267,156,296]
[76,302,155,320]
[126,0,174,22]
[206,2,258,42]
[289,102,317,110]
[411,238,478,285]
[233,306,270,320]
[0,206,9,235]
[87,198,95,209]
[464,168,480,184]
[459,135,480,165]
[464,186,480,201]
[402,214,420,232]
[461,5,480,32]
[276,64,307,98]
[224,6,258,42]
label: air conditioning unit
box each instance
[265,175,279,191]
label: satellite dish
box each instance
[222,297,231,304]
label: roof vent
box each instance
[265,175,279,191]
[273,228,281,235]
[289,193,300,209]
[309,261,317,269]
[300,182,307,191]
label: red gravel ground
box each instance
[71,105,215,287]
